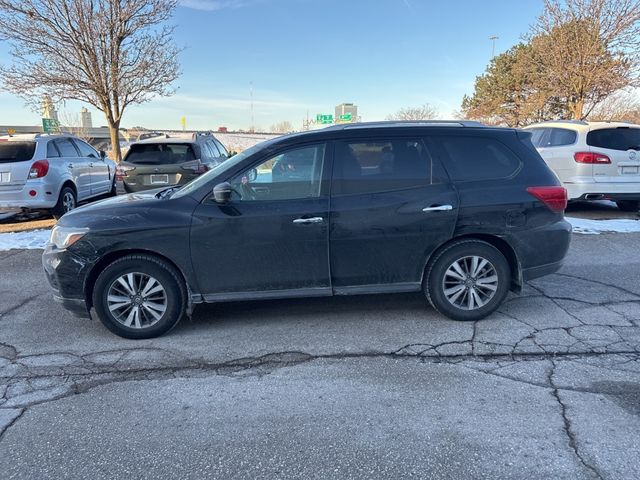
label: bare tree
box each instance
[270,120,293,133]
[0,0,181,161]
[588,90,640,122]
[386,103,438,121]
[531,0,640,119]
[58,110,92,142]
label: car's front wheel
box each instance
[425,240,510,321]
[92,254,187,339]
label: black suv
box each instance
[43,122,571,339]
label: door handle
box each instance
[68,164,74,169]
[422,205,453,212]
[89,163,94,167]
[293,216,324,224]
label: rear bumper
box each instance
[565,181,640,201]
[0,180,58,211]
[522,260,564,282]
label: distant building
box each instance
[42,96,58,122]
[80,107,92,128]
[335,103,358,123]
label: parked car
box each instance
[525,120,640,212]
[0,133,116,218]
[117,132,229,193]
[43,121,571,339]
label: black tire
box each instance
[425,240,511,321]
[52,186,77,220]
[108,179,117,197]
[92,254,187,339]
[616,200,639,212]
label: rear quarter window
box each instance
[430,135,522,182]
[0,141,36,163]
[587,127,640,151]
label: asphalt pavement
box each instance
[0,232,639,479]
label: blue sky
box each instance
[0,0,543,131]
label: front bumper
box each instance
[42,243,94,317]
[0,179,58,211]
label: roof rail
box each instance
[534,119,589,126]
[323,120,485,131]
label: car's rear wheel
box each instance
[108,179,117,197]
[425,240,510,321]
[92,254,187,339]
[52,186,77,219]
[616,200,639,212]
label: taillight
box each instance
[182,162,208,174]
[527,186,567,213]
[28,159,49,178]
[115,165,135,180]
[574,152,611,164]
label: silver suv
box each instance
[0,134,117,218]
[525,121,640,211]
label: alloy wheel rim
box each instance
[107,272,167,329]
[442,255,498,310]
[62,192,75,212]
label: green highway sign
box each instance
[316,114,333,124]
[42,118,60,133]
[339,113,353,121]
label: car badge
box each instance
[629,150,637,161]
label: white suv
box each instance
[0,134,117,218]
[525,121,640,211]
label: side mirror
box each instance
[247,168,258,182]
[100,150,106,159]
[229,151,237,157]
[213,182,232,204]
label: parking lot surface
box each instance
[1,232,639,479]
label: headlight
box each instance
[49,226,89,250]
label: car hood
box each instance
[57,189,198,230]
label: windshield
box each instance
[587,127,640,151]
[172,143,263,198]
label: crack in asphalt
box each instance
[549,360,604,480]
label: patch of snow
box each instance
[567,217,640,235]
[215,133,281,152]
[0,229,51,251]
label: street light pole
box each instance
[489,35,499,59]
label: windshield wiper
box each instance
[155,186,180,199]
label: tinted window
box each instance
[125,143,196,165]
[548,128,577,146]
[333,139,439,195]
[73,139,99,158]
[213,139,228,157]
[587,127,640,151]
[229,144,325,201]
[0,141,36,163]
[55,138,80,157]
[47,141,60,158]
[432,136,521,182]
[206,140,222,158]
[529,128,548,148]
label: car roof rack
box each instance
[322,120,485,131]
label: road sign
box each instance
[42,118,60,133]
[339,113,353,122]
[316,114,333,124]
[7,128,16,135]
[180,116,186,130]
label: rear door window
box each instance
[125,143,196,165]
[547,128,577,146]
[429,136,521,182]
[0,142,36,163]
[332,138,443,195]
[54,138,80,157]
[587,128,640,151]
[213,139,229,157]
